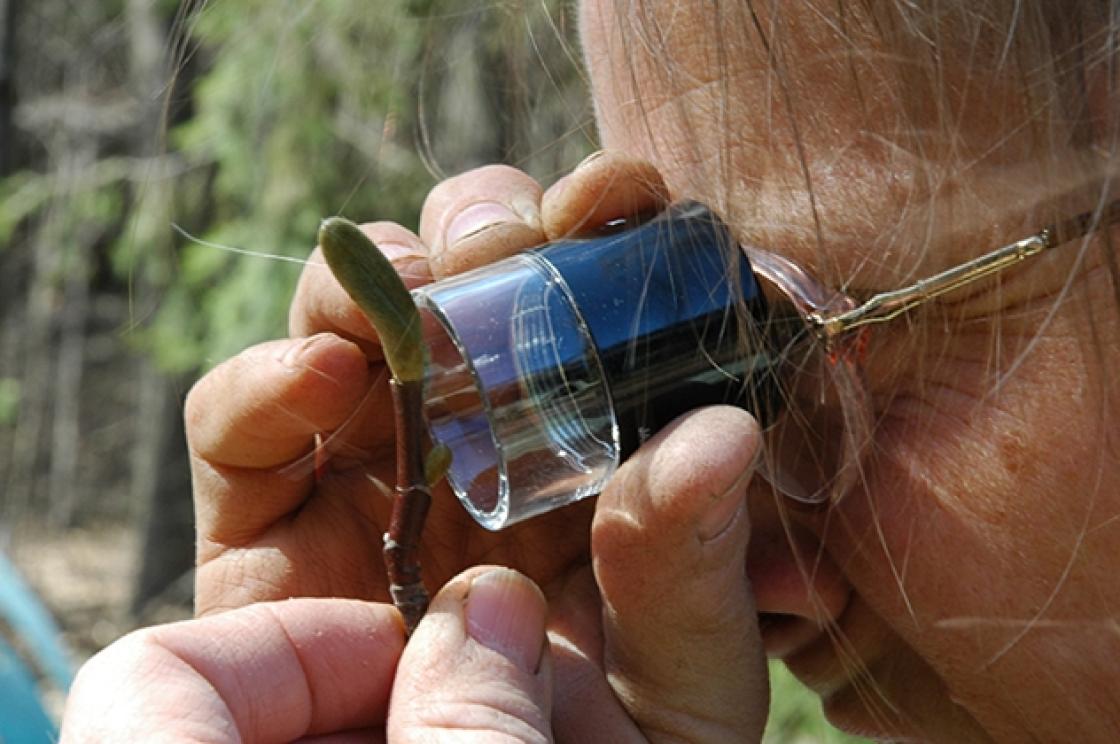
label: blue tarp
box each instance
[0,550,74,743]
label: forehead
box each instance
[577,0,1098,294]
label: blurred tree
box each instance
[0,0,16,177]
[0,0,591,615]
[126,0,195,619]
[3,0,143,527]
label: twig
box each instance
[382,378,431,632]
[318,216,443,634]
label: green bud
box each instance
[318,217,424,383]
[424,443,453,487]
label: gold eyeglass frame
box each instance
[808,200,1120,343]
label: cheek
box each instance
[817,324,1120,731]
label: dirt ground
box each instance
[5,521,192,665]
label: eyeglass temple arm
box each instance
[809,199,1120,340]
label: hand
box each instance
[185,152,771,740]
[186,152,670,614]
[60,568,552,743]
[64,430,769,744]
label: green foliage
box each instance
[0,378,20,427]
[0,171,51,245]
[141,1,438,370]
[766,661,870,743]
[131,0,593,372]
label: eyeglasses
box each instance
[748,196,1119,506]
[411,198,1118,529]
[809,199,1120,343]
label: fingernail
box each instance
[510,195,542,231]
[375,241,428,282]
[445,201,523,247]
[698,458,758,542]
[574,149,605,171]
[375,241,424,262]
[277,335,326,368]
[465,568,547,674]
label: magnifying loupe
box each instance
[413,201,796,530]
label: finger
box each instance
[545,566,645,742]
[592,406,769,742]
[186,333,381,543]
[186,334,371,469]
[60,599,405,744]
[541,151,670,239]
[290,221,432,357]
[419,164,545,278]
[389,566,552,742]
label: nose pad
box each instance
[746,485,851,657]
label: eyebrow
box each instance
[809,199,1120,340]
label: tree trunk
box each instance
[7,202,61,521]
[129,367,194,617]
[0,0,16,175]
[125,0,196,617]
[46,141,96,527]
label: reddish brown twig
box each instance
[383,378,432,633]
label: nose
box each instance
[746,484,851,658]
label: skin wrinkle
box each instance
[410,687,551,743]
[613,61,1108,303]
[600,2,1106,272]
[582,2,1120,736]
[141,633,240,739]
[196,551,295,612]
[258,604,319,736]
[187,611,274,737]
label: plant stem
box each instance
[384,378,431,634]
[318,217,434,635]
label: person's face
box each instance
[581,2,1120,741]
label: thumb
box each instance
[592,406,769,742]
[388,566,553,743]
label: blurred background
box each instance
[0,1,861,740]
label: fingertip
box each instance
[542,151,670,238]
[592,407,762,628]
[431,217,543,278]
[419,165,546,278]
[602,406,761,533]
[417,566,549,677]
[355,221,433,288]
[390,567,552,741]
[648,407,761,512]
[274,331,368,380]
[463,568,549,675]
